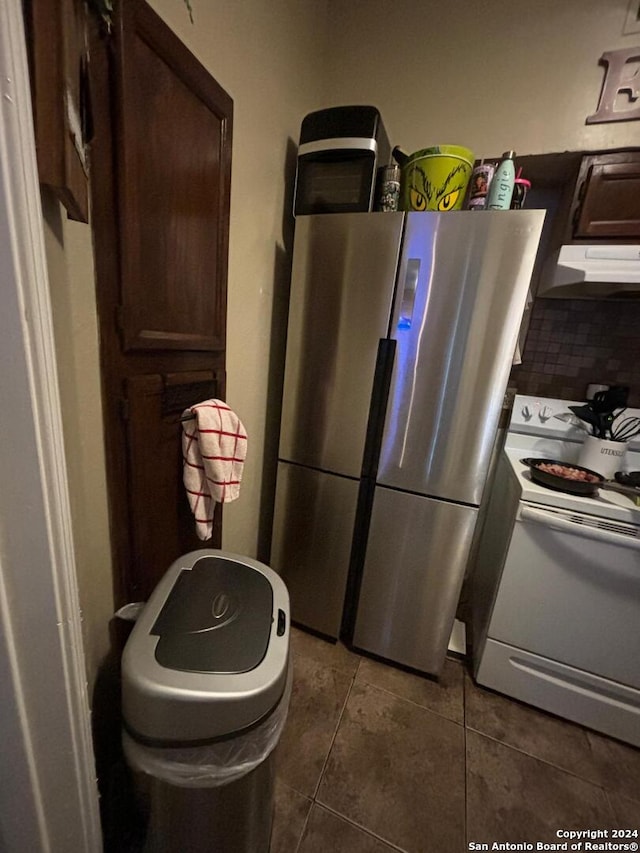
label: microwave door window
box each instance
[296,155,374,214]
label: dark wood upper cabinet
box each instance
[572,151,640,240]
[115,1,232,352]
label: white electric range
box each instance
[471,395,640,747]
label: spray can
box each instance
[486,151,516,210]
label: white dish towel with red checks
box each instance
[182,399,248,540]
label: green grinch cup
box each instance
[400,145,474,212]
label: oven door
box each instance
[485,501,640,688]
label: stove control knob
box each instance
[539,406,552,422]
[522,405,531,421]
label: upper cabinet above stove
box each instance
[509,149,640,298]
[506,149,640,246]
[571,151,640,241]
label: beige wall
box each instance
[41,190,114,688]
[323,0,638,159]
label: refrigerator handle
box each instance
[360,338,396,478]
[398,259,421,330]
[341,336,396,643]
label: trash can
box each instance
[121,549,291,853]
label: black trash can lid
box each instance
[151,556,273,674]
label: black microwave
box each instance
[294,106,390,216]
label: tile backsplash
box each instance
[510,298,640,406]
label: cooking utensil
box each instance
[616,470,640,487]
[614,472,640,505]
[595,406,627,439]
[591,386,629,413]
[521,458,640,502]
[554,412,590,433]
[611,416,640,442]
[601,480,640,499]
[578,387,630,439]
[568,401,631,440]
[609,407,628,430]
[606,385,630,409]
[568,405,600,436]
[520,458,603,496]
[590,390,610,413]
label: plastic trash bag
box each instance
[122,656,292,788]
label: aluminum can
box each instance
[375,164,401,212]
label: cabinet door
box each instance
[28,0,89,222]
[271,462,359,639]
[125,372,223,599]
[353,485,478,676]
[574,152,640,239]
[278,214,402,477]
[116,0,231,352]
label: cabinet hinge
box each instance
[119,397,130,422]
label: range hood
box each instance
[539,244,640,299]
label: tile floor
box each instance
[272,627,640,852]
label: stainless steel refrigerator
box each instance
[270,210,544,676]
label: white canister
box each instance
[578,435,628,479]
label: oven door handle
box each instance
[520,505,640,552]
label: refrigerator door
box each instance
[278,213,403,477]
[271,461,360,639]
[352,485,478,675]
[378,210,545,504]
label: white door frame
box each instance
[0,1,102,850]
